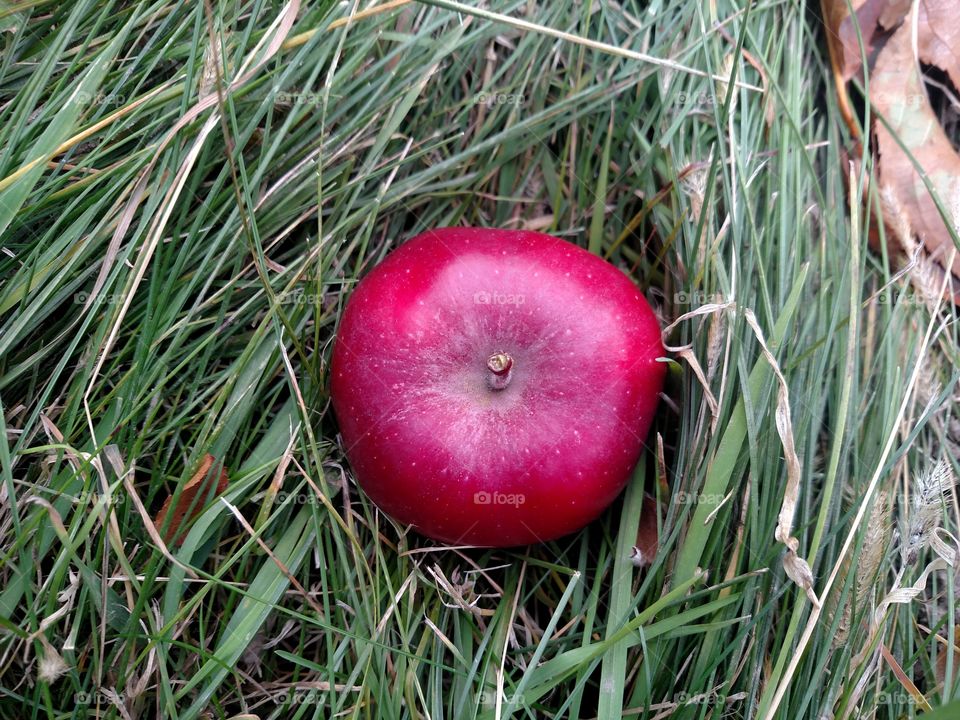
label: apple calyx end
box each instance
[486,352,513,391]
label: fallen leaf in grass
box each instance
[630,493,659,568]
[913,1,960,89]
[934,627,960,693]
[821,0,960,83]
[871,13,960,282]
[822,0,908,81]
[824,0,960,299]
[154,454,229,545]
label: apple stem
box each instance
[487,352,513,391]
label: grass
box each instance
[1,0,960,718]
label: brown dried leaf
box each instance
[872,12,960,281]
[154,454,229,545]
[914,1,960,90]
[631,493,660,568]
[823,0,909,81]
[934,627,960,692]
[825,0,960,292]
[877,0,912,28]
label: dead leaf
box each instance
[154,454,229,545]
[824,0,904,81]
[631,492,660,568]
[914,1,960,89]
[824,0,960,299]
[821,0,913,142]
[871,11,960,280]
[934,626,960,692]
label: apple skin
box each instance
[330,227,664,546]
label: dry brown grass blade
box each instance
[880,643,933,711]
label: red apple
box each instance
[330,227,664,546]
